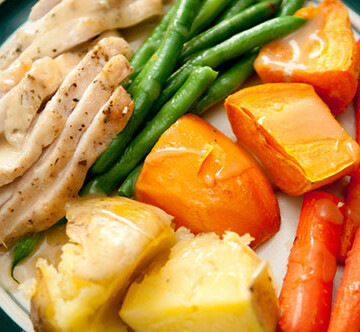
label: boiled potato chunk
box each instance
[30,197,175,332]
[120,231,279,332]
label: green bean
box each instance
[53,217,68,227]
[216,0,255,23]
[188,0,233,38]
[11,233,42,283]
[126,2,182,94]
[277,0,304,16]
[118,163,144,198]
[88,0,200,175]
[127,3,178,85]
[11,217,67,283]
[257,0,282,5]
[81,66,217,196]
[126,52,155,97]
[180,1,277,62]
[154,16,306,115]
[192,50,258,115]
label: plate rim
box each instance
[0,0,359,331]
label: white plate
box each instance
[0,1,360,331]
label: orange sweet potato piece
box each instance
[225,83,360,196]
[135,114,280,248]
[254,0,359,115]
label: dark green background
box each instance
[0,0,359,331]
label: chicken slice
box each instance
[0,21,34,71]
[69,29,123,59]
[0,37,131,187]
[0,54,80,148]
[0,31,123,144]
[0,86,133,245]
[0,59,33,98]
[0,0,105,70]
[0,29,122,99]
[29,0,62,21]
[0,0,160,93]
[0,0,160,74]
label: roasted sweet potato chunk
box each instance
[225,83,360,196]
[135,114,280,248]
[254,0,359,114]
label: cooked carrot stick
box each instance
[328,225,360,332]
[338,39,360,263]
[339,168,360,263]
[356,39,360,143]
[278,191,345,332]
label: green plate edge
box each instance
[0,307,25,332]
[0,0,37,45]
[344,0,360,16]
[0,0,359,331]
[0,1,39,331]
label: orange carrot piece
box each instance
[356,39,360,143]
[338,39,360,263]
[278,191,345,332]
[328,225,360,332]
[339,168,360,263]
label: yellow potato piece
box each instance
[120,231,279,332]
[30,197,175,332]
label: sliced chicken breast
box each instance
[29,0,62,21]
[0,31,123,144]
[0,0,108,70]
[0,54,79,148]
[0,0,160,75]
[0,53,132,204]
[0,37,131,187]
[69,29,123,59]
[0,0,160,94]
[0,59,33,98]
[0,21,34,71]
[0,85,133,245]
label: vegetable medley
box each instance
[1,0,360,331]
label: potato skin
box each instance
[30,197,175,332]
[31,263,58,332]
[135,114,280,248]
